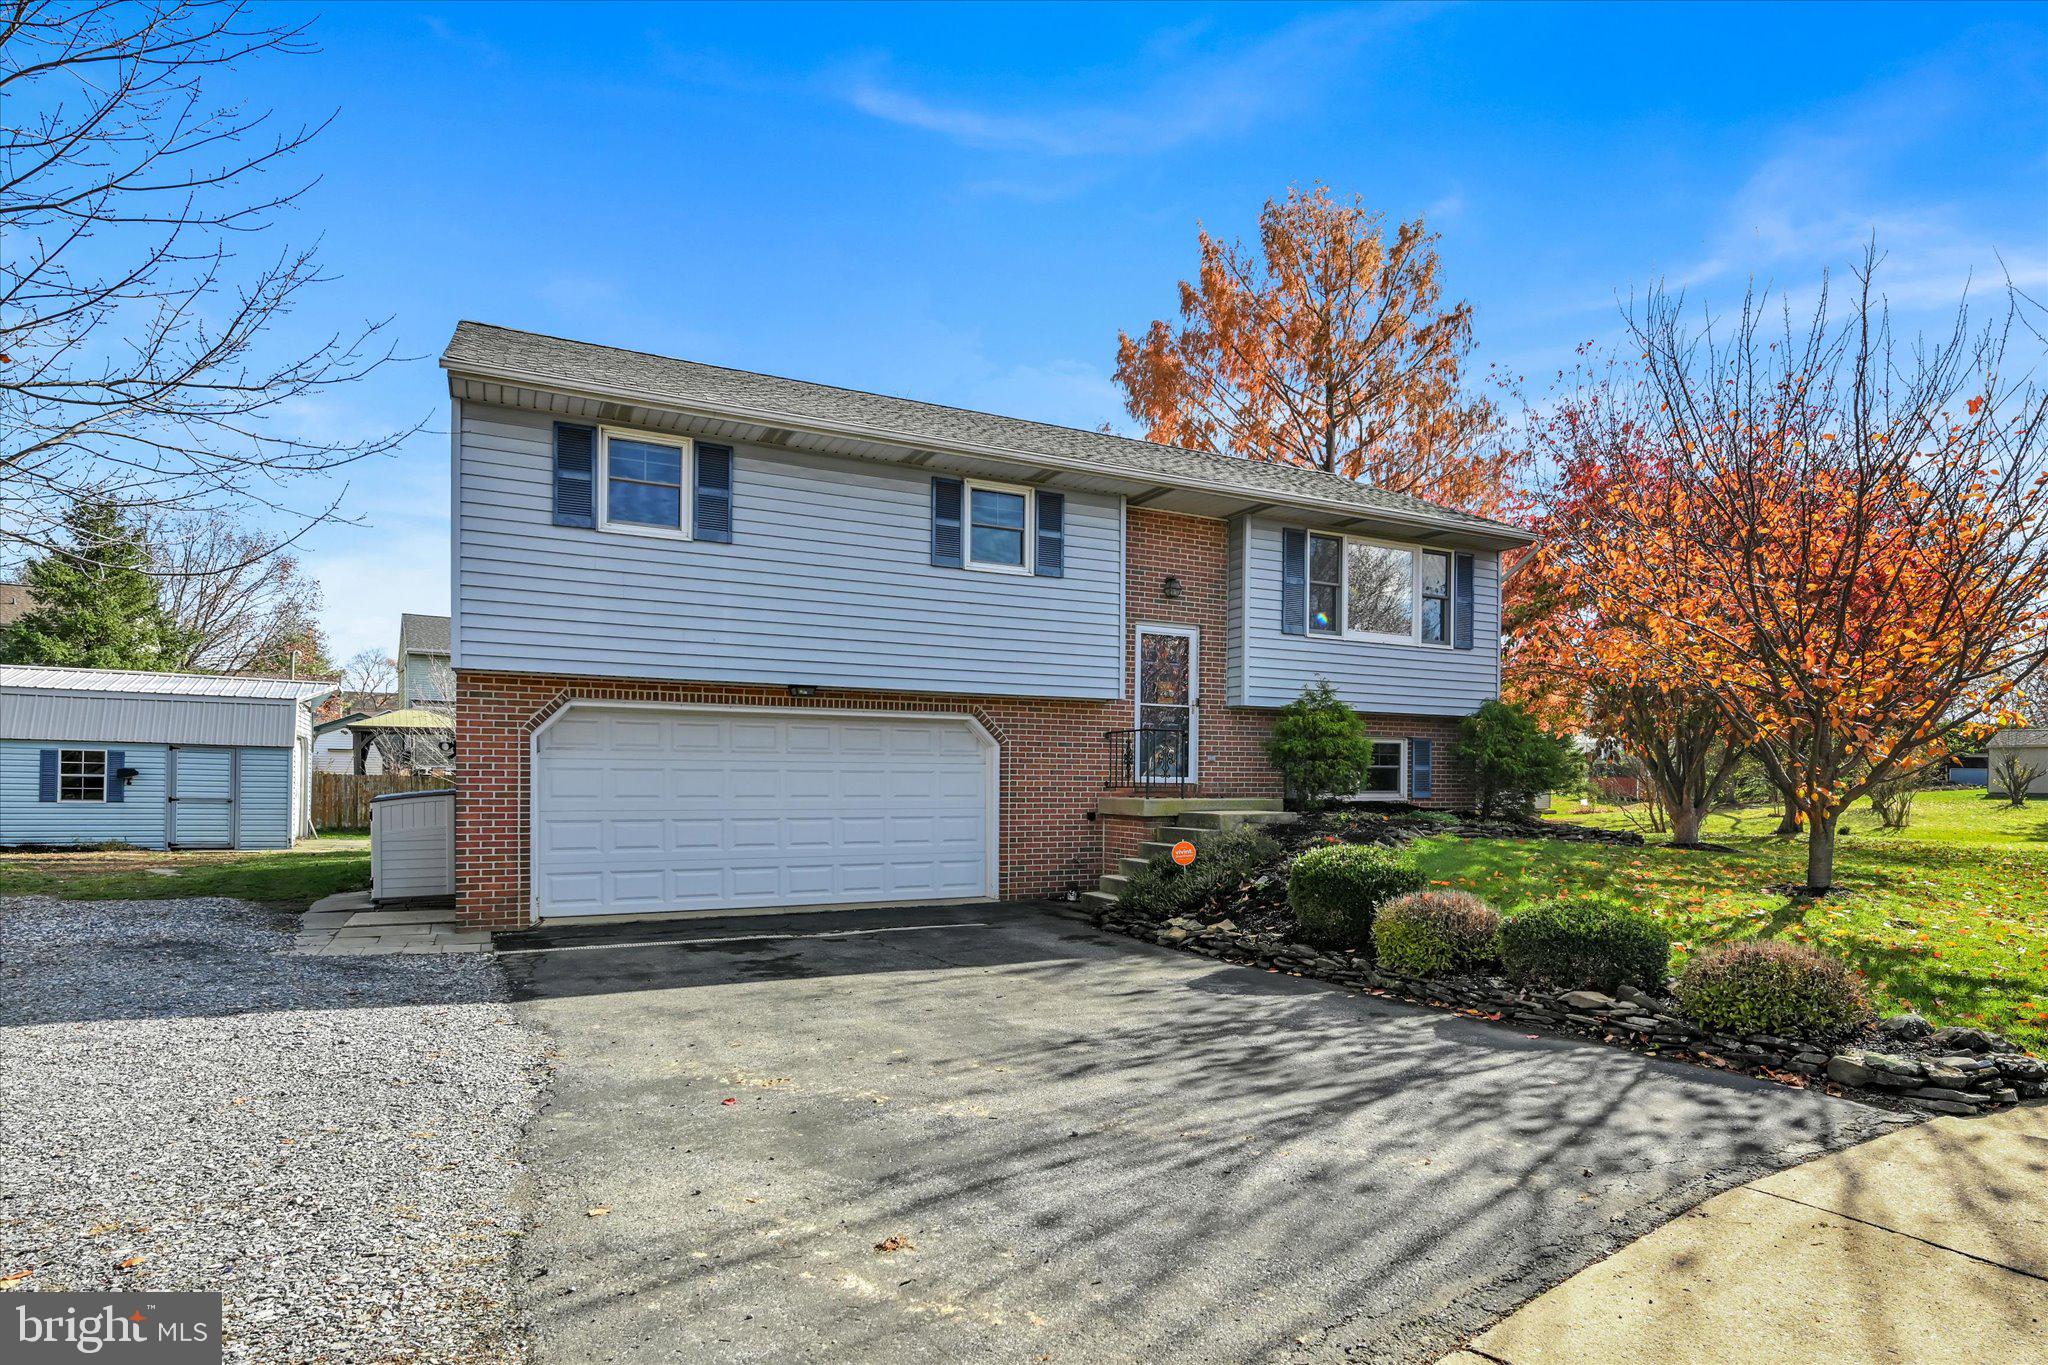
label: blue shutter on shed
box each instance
[37,749,57,802]
[931,476,964,568]
[694,442,734,543]
[1280,528,1308,635]
[1033,490,1065,578]
[1410,739,1433,801]
[552,423,597,528]
[106,750,126,803]
[1453,552,1476,650]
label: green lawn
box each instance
[0,834,371,909]
[1411,789,2048,1051]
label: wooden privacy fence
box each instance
[313,772,453,831]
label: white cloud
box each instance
[836,5,1433,159]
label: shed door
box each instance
[169,748,236,849]
[533,707,994,918]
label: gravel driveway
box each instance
[0,896,548,1363]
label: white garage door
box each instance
[533,707,994,918]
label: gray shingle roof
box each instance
[441,322,1531,542]
[399,613,451,656]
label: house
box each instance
[0,666,330,849]
[439,321,1537,931]
[313,710,384,774]
[0,582,33,626]
[1988,729,2048,797]
[398,613,452,709]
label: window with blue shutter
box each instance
[552,423,596,528]
[37,749,58,802]
[931,476,964,568]
[1410,739,1433,800]
[694,442,734,543]
[1280,528,1307,635]
[106,749,126,803]
[1453,552,1476,650]
[1033,490,1065,577]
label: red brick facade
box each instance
[453,507,1476,930]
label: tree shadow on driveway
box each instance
[502,902,1901,1364]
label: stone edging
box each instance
[1094,908,2047,1116]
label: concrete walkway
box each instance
[1444,1102,2048,1364]
[295,890,491,955]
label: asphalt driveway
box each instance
[499,903,1899,1364]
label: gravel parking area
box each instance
[0,896,547,1363]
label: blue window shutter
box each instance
[37,749,57,802]
[694,442,734,543]
[1410,739,1433,800]
[552,423,596,528]
[931,477,964,567]
[1453,552,1476,650]
[106,750,126,803]
[1034,490,1065,577]
[1280,528,1307,635]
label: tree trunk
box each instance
[1805,815,1837,893]
[1669,805,1704,847]
[1775,807,1804,836]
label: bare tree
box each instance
[1994,754,2042,808]
[144,508,329,671]
[334,647,394,713]
[1,1,411,561]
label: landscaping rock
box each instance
[1873,1012,1935,1044]
[1558,990,1616,1011]
[1926,1025,2013,1054]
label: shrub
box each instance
[1498,899,1671,992]
[1288,843,1426,949]
[1454,700,1583,818]
[1266,679,1375,809]
[1372,890,1502,976]
[1118,826,1280,920]
[1673,941,1872,1041]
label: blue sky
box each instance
[236,1,2047,661]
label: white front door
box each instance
[1135,625,1197,783]
[532,706,996,918]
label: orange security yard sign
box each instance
[1171,840,1197,866]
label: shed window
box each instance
[966,482,1031,572]
[59,749,107,803]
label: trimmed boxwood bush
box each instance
[1288,843,1426,950]
[1673,941,1872,1041]
[1373,890,1502,976]
[1118,827,1280,920]
[1498,899,1671,993]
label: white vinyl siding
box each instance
[455,404,1123,698]
[1234,518,1502,714]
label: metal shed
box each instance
[0,666,332,850]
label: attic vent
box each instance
[596,401,635,423]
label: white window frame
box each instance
[57,747,109,804]
[1296,530,1458,647]
[963,478,1035,575]
[1356,736,1407,801]
[595,426,694,542]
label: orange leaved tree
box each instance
[1505,360,1745,846]
[1113,184,1520,516]
[1591,256,2048,891]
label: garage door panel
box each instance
[535,709,992,918]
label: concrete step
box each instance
[1138,840,1178,859]
[1097,872,1131,895]
[1118,856,1152,877]
[1097,795,1286,818]
[1080,890,1120,910]
[1175,809,1298,831]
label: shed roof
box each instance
[0,666,332,702]
[441,321,1536,547]
[347,707,453,730]
[1989,728,2048,748]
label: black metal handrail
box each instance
[1104,726,1191,797]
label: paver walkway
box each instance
[1444,1102,2048,1364]
[295,889,490,955]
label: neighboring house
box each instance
[313,711,383,774]
[439,321,1536,931]
[0,666,330,849]
[398,613,453,709]
[0,582,33,627]
[1988,729,2048,797]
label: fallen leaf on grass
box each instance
[874,1236,915,1254]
